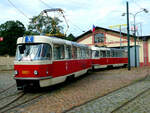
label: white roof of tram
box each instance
[91,46,110,51]
[17,35,89,48]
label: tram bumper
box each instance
[14,76,53,90]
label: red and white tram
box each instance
[91,46,128,69]
[14,35,92,90]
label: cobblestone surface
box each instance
[0,56,14,65]
[0,71,15,91]
[16,67,149,113]
[115,77,150,113]
[67,81,150,113]
[0,67,150,113]
[0,56,14,70]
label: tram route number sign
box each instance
[25,36,34,43]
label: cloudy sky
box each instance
[0,0,150,36]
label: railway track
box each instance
[0,91,23,101]
[0,92,43,113]
[0,84,16,94]
[0,77,84,113]
[111,87,150,113]
[0,81,44,113]
[0,83,19,101]
[64,74,150,113]
[0,92,25,112]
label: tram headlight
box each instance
[14,70,18,75]
[34,70,38,75]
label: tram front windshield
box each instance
[16,43,51,61]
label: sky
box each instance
[0,0,150,37]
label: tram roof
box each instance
[91,46,110,51]
[17,35,89,48]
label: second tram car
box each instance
[14,36,92,90]
[91,46,128,69]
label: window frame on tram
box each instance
[65,45,72,59]
[100,50,106,58]
[53,44,65,60]
[72,46,77,59]
[92,50,100,58]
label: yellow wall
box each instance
[148,39,150,62]
[106,34,134,47]
[79,36,93,45]
[139,40,144,63]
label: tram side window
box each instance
[111,50,117,57]
[112,50,117,57]
[122,50,127,57]
[110,50,113,57]
[65,45,72,59]
[117,50,121,57]
[119,51,122,57]
[92,50,99,58]
[81,48,83,59]
[40,44,51,60]
[106,51,110,58]
[81,48,85,59]
[83,48,87,59]
[86,49,90,59]
[114,51,117,57]
[89,50,92,59]
[100,50,106,57]
[116,51,118,57]
[72,46,77,59]
[53,44,65,60]
[77,48,81,59]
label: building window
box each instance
[94,33,105,43]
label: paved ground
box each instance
[66,80,150,113]
[0,70,15,91]
[0,56,14,71]
[17,67,149,113]
[0,67,150,113]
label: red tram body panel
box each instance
[92,58,128,65]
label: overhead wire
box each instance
[67,19,86,32]
[7,0,29,19]
[38,0,53,9]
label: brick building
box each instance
[75,26,149,67]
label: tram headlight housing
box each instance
[14,70,18,75]
[34,70,38,75]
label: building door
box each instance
[130,46,140,67]
[143,41,148,66]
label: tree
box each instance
[28,15,63,35]
[65,33,75,41]
[0,20,26,56]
